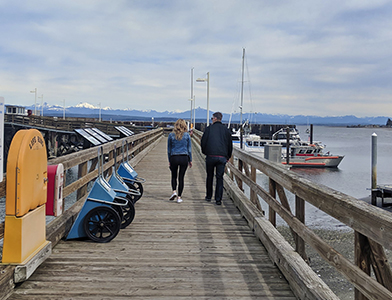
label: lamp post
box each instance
[188,98,194,130]
[30,88,37,115]
[63,99,66,120]
[193,95,196,129]
[98,103,101,122]
[196,72,210,126]
[189,68,194,130]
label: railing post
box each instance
[269,178,276,227]
[229,156,234,180]
[355,231,371,300]
[236,159,244,191]
[106,149,114,178]
[76,161,88,200]
[250,166,257,205]
[295,195,307,261]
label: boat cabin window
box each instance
[306,150,313,154]
[253,141,259,146]
[232,136,239,141]
[247,141,252,146]
[299,150,306,154]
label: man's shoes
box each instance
[205,197,211,202]
[216,200,222,205]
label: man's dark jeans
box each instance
[205,156,227,201]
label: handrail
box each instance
[192,128,392,300]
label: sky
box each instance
[1,0,392,117]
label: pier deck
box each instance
[7,137,295,299]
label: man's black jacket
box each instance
[201,121,233,160]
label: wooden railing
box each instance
[4,114,146,135]
[192,129,392,300]
[0,128,163,300]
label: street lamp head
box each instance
[196,78,207,82]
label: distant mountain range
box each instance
[24,102,391,126]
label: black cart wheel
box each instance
[112,202,124,223]
[124,188,139,204]
[83,206,121,243]
[124,181,143,202]
[113,198,136,229]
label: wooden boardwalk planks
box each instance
[8,137,296,300]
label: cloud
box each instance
[1,0,392,117]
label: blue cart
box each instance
[117,142,146,202]
[66,147,129,243]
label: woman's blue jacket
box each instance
[167,132,192,162]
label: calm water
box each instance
[244,125,392,230]
[294,125,392,199]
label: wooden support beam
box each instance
[276,184,308,261]
[250,165,260,210]
[76,161,88,201]
[242,161,251,177]
[295,195,307,262]
[368,239,392,292]
[355,232,372,300]
[237,159,243,191]
[269,179,276,227]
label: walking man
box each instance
[201,112,233,205]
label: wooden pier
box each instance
[1,128,392,299]
[6,136,296,299]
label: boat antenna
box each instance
[240,48,245,149]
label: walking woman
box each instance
[167,119,192,203]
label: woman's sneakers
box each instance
[169,191,182,203]
[169,191,177,201]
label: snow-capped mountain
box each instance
[75,102,112,110]
[24,102,390,125]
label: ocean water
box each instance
[294,125,392,200]
[242,125,392,229]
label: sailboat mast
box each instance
[240,48,245,149]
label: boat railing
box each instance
[192,128,392,300]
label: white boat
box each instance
[233,127,344,168]
[232,126,323,151]
[282,144,344,168]
[230,48,343,168]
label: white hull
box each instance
[282,155,344,168]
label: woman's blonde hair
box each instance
[173,119,188,140]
